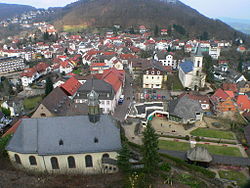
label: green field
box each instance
[219,170,248,186]
[190,128,235,140]
[166,74,184,91]
[159,140,190,151]
[197,144,242,157]
[23,96,43,110]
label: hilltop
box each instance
[54,0,247,40]
[0,3,36,20]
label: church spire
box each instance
[87,89,100,123]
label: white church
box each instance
[178,44,206,91]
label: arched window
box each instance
[40,113,46,117]
[85,155,93,167]
[14,154,21,164]
[68,156,76,168]
[51,157,59,169]
[102,153,109,159]
[29,156,37,165]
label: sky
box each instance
[0,0,250,20]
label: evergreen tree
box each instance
[167,46,171,52]
[238,56,243,73]
[154,25,159,37]
[142,122,160,174]
[117,140,131,174]
[45,77,53,96]
[43,31,49,41]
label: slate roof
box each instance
[76,79,115,100]
[41,87,71,115]
[6,115,121,155]
[179,61,194,73]
[168,95,203,121]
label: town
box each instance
[0,1,250,187]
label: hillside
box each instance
[54,0,248,40]
[0,3,36,20]
[220,17,250,35]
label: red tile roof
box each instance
[211,88,229,102]
[223,83,238,93]
[60,77,82,96]
[1,116,29,138]
[237,95,250,111]
[102,68,125,93]
[225,90,235,98]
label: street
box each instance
[113,71,134,122]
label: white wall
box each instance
[8,151,118,174]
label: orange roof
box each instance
[102,68,125,93]
[60,77,82,96]
[237,95,250,111]
[225,90,235,98]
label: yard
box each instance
[218,170,248,186]
[23,96,43,111]
[159,140,190,151]
[166,74,184,91]
[190,128,235,140]
[197,144,242,157]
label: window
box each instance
[152,77,154,79]
[102,153,109,159]
[68,156,76,168]
[85,155,93,167]
[29,156,37,166]
[151,71,155,74]
[51,157,59,169]
[197,61,200,67]
[146,71,149,74]
[157,71,161,75]
[107,101,110,105]
[40,113,46,117]
[94,137,99,143]
[14,154,21,164]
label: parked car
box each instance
[118,95,125,104]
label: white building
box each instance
[178,44,206,90]
[209,45,221,60]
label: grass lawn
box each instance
[72,69,82,74]
[159,140,190,151]
[23,96,43,111]
[166,74,184,91]
[190,128,235,140]
[219,170,248,186]
[197,144,242,157]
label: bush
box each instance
[195,136,201,142]
[160,162,171,172]
[185,135,190,141]
[0,135,12,157]
[1,107,11,117]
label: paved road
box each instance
[113,71,134,122]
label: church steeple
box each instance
[87,90,100,123]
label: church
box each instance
[178,44,206,91]
[6,90,122,174]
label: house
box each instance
[59,60,74,74]
[0,56,26,75]
[237,95,250,112]
[60,77,82,98]
[209,45,221,60]
[168,95,203,124]
[154,51,178,69]
[139,25,147,34]
[178,44,206,90]
[222,83,238,93]
[75,79,116,114]
[237,81,250,93]
[180,93,210,110]
[237,46,247,53]
[160,29,168,35]
[6,91,121,174]
[142,60,168,89]
[210,88,237,113]
[31,87,71,118]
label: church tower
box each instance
[193,43,203,69]
[87,90,100,123]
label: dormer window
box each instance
[146,71,149,75]
[59,139,64,146]
[157,71,160,75]
[151,71,155,74]
[94,137,98,143]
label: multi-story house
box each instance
[142,60,168,89]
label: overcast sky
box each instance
[0,0,249,19]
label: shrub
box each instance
[0,135,12,157]
[195,136,201,142]
[160,162,171,172]
[185,135,190,141]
